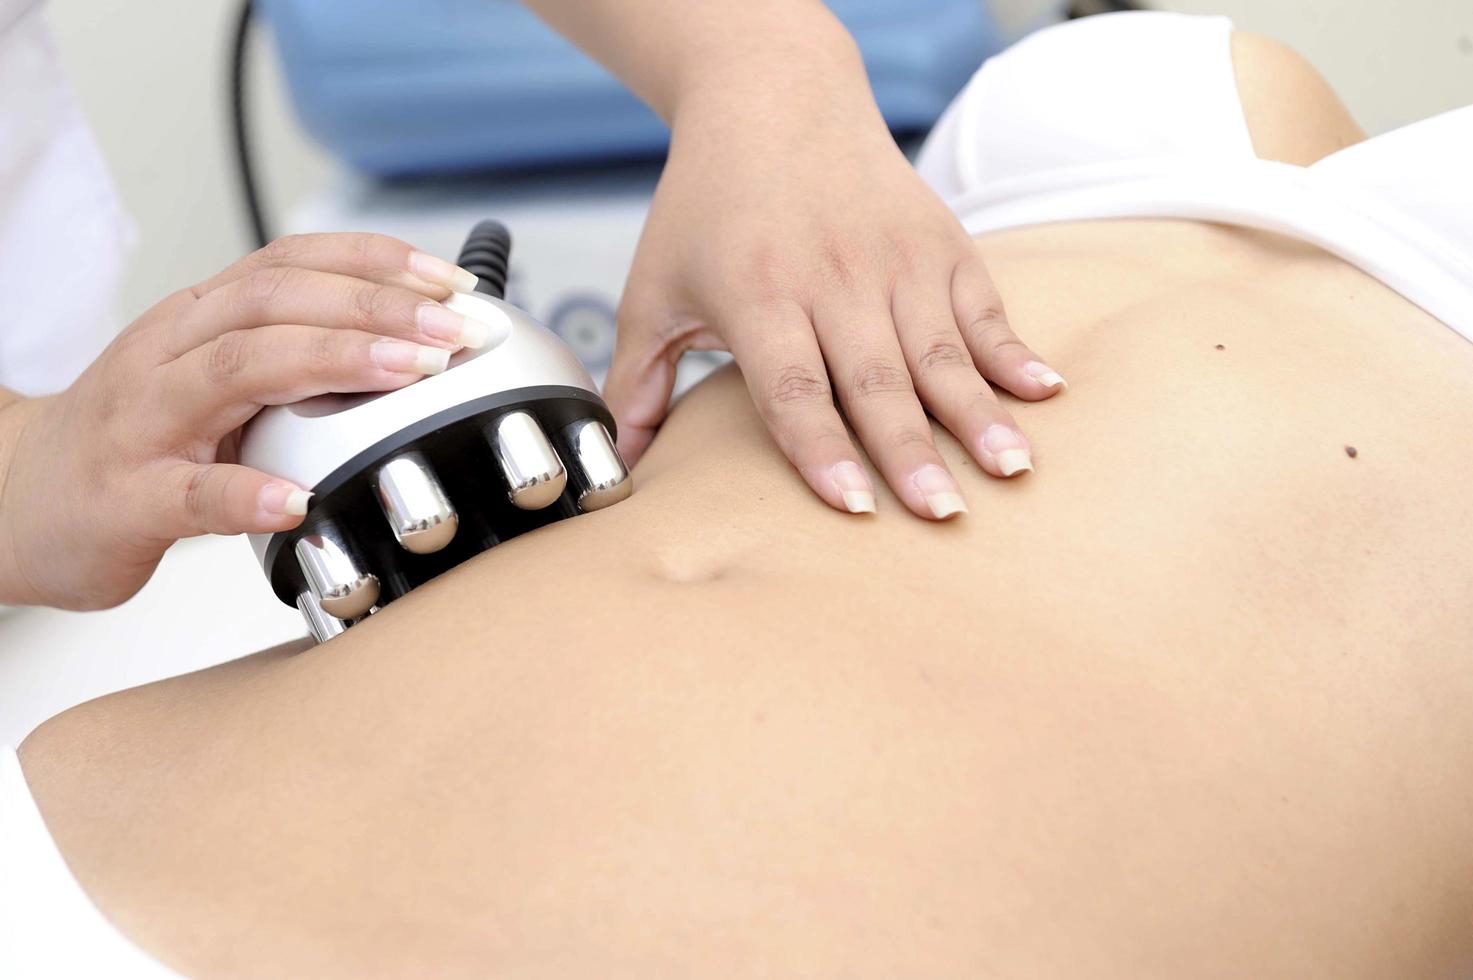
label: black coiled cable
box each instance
[456,220,513,300]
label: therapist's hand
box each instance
[605,49,1067,520]
[0,233,489,610]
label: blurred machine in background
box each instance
[258,0,1014,177]
[236,0,1072,388]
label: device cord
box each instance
[231,0,270,249]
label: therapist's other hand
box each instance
[605,62,1066,520]
[0,233,487,610]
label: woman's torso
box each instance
[21,219,1473,978]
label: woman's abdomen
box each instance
[21,221,1473,978]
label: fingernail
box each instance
[408,251,480,293]
[913,464,967,519]
[416,302,490,348]
[829,460,876,514]
[1024,360,1067,390]
[980,424,1033,477]
[371,339,451,375]
[260,483,312,517]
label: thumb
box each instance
[603,309,680,466]
[161,462,312,539]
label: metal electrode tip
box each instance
[491,410,567,510]
[294,530,380,620]
[296,590,348,644]
[565,419,632,511]
[375,453,459,555]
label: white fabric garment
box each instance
[916,11,1473,347]
[0,747,182,978]
[0,0,133,395]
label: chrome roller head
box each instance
[491,410,567,510]
[565,419,632,511]
[296,590,348,644]
[375,453,458,555]
[294,530,380,620]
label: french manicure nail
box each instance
[260,483,312,517]
[416,302,490,348]
[913,464,967,519]
[371,339,451,375]
[408,251,480,293]
[1024,360,1067,390]
[829,460,876,514]
[981,424,1033,477]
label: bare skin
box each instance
[18,34,1473,979]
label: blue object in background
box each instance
[258,0,1013,177]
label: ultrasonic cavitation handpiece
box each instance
[238,220,633,643]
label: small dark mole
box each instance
[1344,445,1358,458]
[1214,344,1225,351]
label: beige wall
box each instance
[45,0,1473,321]
[47,0,332,320]
[1161,0,1471,134]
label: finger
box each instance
[157,462,312,539]
[192,233,478,300]
[726,302,877,515]
[603,300,681,466]
[812,294,966,520]
[165,267,493,358]
[161,326,449,446]
[893,283,1035,479]
[601,343,675,466]
[951,254,1068,400]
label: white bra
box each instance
[915,11,1473,346]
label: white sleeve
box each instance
[0,3,135,395]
